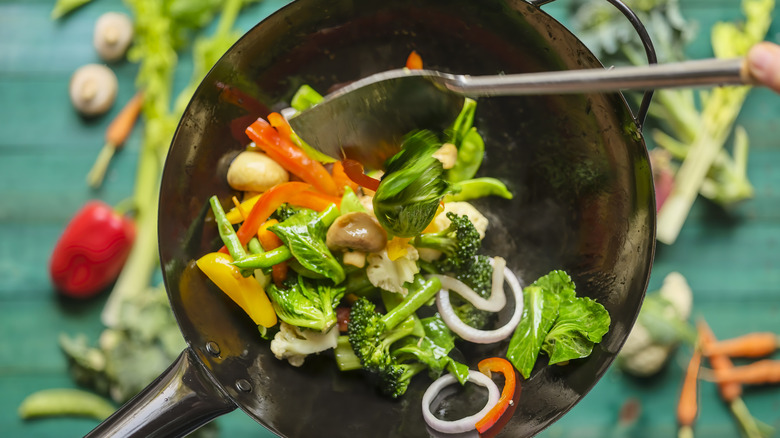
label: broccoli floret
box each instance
[414,212,481,273]
[265,275,345,332]
[347,275,442,398]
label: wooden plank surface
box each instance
[0,1,778,437]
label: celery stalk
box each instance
[655,0,773,244]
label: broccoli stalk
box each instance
[347,275,442,398]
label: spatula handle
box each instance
[451,58,751,96]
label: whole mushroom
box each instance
[93,12,134,62]
[326,212,387,253]
[69,64,118,117]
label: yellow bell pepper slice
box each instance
[196,252,277,328]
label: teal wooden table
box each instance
[1,1,778,437]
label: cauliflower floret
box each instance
[434,202,489,239]
[270,322,338,367]
[366,247,420,295]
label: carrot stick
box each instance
[87,92,144,188]
[677,348,702,438]
[713,359,780,385]
[257,219,287,286]
[698,320,741,402]
[704,333,779,358]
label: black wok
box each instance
[86,0,656,436]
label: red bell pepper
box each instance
[342,159,381,192]
[49,200,135,298]
[246,116,338,197]
[475,357,517,434]
[222,181,310,252]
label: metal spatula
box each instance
[288,57,754,169]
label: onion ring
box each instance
[436,264,523,344]
[422,370,500,434]
[435,256,507,312]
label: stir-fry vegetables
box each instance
[195,54,612,433]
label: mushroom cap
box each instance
[326,212,387,253]
[69,64,118,117]
[93,12,134,62]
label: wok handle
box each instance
[85,348,237,438]
[528,0,657,129]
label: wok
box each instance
[87,0,656,436]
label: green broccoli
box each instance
[272,203,303,222]
[414,212,481,273]
[347,275,442,398]
[417,215,495,330]
[265,275,345,332]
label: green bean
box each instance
[18,388,115,421]
[233,246,292,269]
[209,195,246,260]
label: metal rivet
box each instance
[236,379,252,393]
[206,341,220,356]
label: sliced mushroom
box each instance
[227,150,289,192]
[69,64,118,117]
[93,12,134,62]
[326,212,387,253]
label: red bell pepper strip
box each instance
[342,159,381,192]
[475,357,517,434]
[246,116,338,197]
[257,219,287,287]
[220,181,310,252]
[49,200,135,298]
[332,160,359,195]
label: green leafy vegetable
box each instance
[266,275,345,332]
[506,270,610,378]
[506,283,562,379]
[270,204,345,284]
[542,296,611,364]
[373,131,450,237]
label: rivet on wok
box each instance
[206,341,220,356]
[236,379,252,392]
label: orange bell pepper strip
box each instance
[475,357,517,434]
[196,252,277,328]
[246,116,338,197]
[406,50,423,70]
[257,219,288,287]
[221,181,310,252]
[342,159,381,192]
[332,161,359,195]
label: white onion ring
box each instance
[436,264,524,344]
[435,257,507,312]
[422,371,500,434]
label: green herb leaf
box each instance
[506,285,562,379]
[270,209,345,284]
